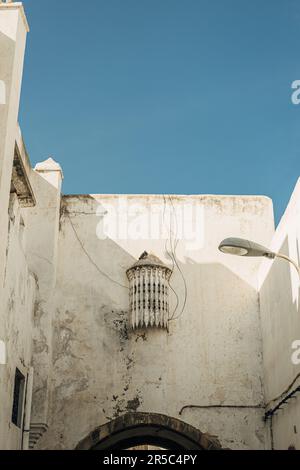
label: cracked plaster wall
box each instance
[35,193,274,450]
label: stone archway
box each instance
[75,412,222,450]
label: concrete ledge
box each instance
[10,126,36,207]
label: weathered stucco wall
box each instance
[0,192,36,450]
[0,3,33,450]
[259,178,300,450]
[0,153,62,450]
[1,1,299,452]
[34,193,274,450]
[23,158,63,447]
[0,3,28,291]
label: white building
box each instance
[0,1,299,450]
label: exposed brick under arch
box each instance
[75,412,222,450]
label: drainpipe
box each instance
[22,367,34,450]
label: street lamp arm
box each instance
[274,253,300,279]
[218,237,300,280]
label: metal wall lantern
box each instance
[126,252,172,329]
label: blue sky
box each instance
[19,0,300,224]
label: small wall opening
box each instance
[11,368,25,428]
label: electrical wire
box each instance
[265,372,300,409]
[179,404,264,416]
[270,416,274,450]
[168,195,188,322]
[163,196,179,318]
[264,386,300,420]
[165,237,180,317]
[66,211,129,290]
[167,195,186,321]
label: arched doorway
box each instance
[75,412,222,450]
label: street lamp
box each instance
[218,237,300,278]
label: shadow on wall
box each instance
[259,235,300,449]
[59,194,138,290]
[0,29,14,107]
[260,235,300,384]
[42,198,266,450]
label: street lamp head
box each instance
[218,237,275,258]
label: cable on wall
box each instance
[167,195,188,322]
[265,372,300,409]
[270,416,274,450]
[264,385,300,420]
[179,404,264,416]
[66,211,129,290]
[162,195,179,319]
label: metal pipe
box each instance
[275,252,300,279]
[179,403,264,416]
